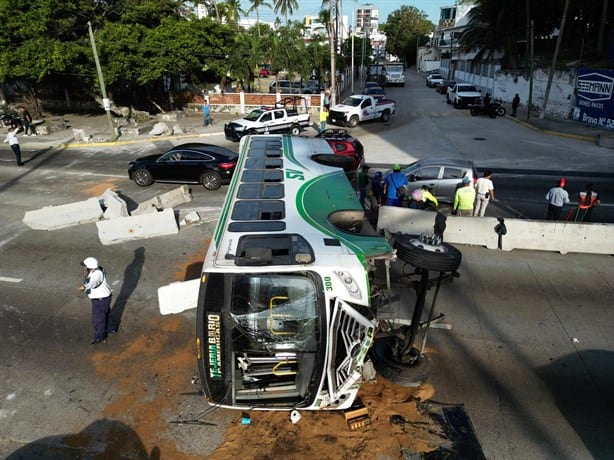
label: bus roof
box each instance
[205,134,392,270]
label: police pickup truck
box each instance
[328,94,396,128]
[224,97,311,142]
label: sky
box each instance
[238,1,454,26]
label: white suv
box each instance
[426,73,444,88]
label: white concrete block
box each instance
[96,208,178,245]
[179,211,201,227]
[158,278,200,315]
[501,220,614,254]
[23,198,103,230]
[132,199,161,215]
[100,189,129,219]
[158,185,192,209]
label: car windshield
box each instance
[387,65,403,72]
[431,74,442,79]
[244,109,265,121]
[459,85,478,92]
[341,97,363,107]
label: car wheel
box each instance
[133,169,153,187]
[348,116,359,128]
[311,154,355,172]
[290,124,301,135]
[497,106,507,117]
[370,338,431,387]
[470,107,479,116]
[453,100,460,109]
[201,171,222,191]
[393,234,462,272]
[380,110,391,123]
[488,110,497,119]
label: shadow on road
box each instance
[7,418,159,459]
[112,247,145,328]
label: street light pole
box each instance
[351,9,355,94]
[87,21,116,141]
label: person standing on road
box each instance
[323,90,331,111]
[453,176,476,216]
[79,257,116,346]
[19,107,36,136]
[371,171,384,204]
[358,164,370,207]
[319,106,328,133]
[473,170,495,216]
[202,98,212,127]
[576,183,601,222]
[383,164,409,207]
[545,178,570,220]
[4,126,23,166]
[512,94,520,117]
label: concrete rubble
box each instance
[22,198,103,230]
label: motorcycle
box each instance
[470,99,505,118]
[0,110,22,130]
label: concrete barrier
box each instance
[23,198,103,230]
[132,185,192,215]
[96,208,178,245]
[377,206,614,255]
[158,278,200,315]
[100,189,129,219]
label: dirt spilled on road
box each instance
[87,313,442,459]
[81,179,120,197]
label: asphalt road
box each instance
[1,71,613,459]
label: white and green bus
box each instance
[195,134,398,410]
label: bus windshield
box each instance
[230,273,320,353]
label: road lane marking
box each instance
[0,276,22,283]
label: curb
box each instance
[505,115,597,143]
[58,129,227,149]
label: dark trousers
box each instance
[10,144,22,166]
[547,204,563,220]
[91,295,115,341]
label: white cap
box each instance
[81,257,99,269]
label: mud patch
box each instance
[172,243,209,281]
[81,179,120,197]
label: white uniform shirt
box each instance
[475,177,494,197]
[83,268,111,299]
[4,128,19,146]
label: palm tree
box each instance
[247,0,273,36]
[219,0,246,30]
[273,0,299,24]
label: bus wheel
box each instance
[370,338,431,387]
[311,154,355,172]
[394,234,462,272]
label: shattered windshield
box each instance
[230,273,320,352]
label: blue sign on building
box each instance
[572,68,614,129]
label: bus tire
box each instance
[348,116,359,128]
[370,338,431,387]
[394,234,462,272]
[312,154,355,172]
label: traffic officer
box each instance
[79,257,116,345]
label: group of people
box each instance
[452,171,496,217]
[546,178,600,222]
[3,107,36,166]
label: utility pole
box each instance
[87,21,116,140]
[540,0,570,120]
[527,20,534,123]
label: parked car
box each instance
[269,80,313,94]
[259,67,270,77]
[315,128,364,169]
[426,73,444,88]
[365,86,386,99]
[392,158,479,203]
[436,80,456,94]
[447,83,482,108]
[362,81,381,93]
[128,143,238,190]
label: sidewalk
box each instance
[15,104,614,150]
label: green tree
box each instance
[247,0,273,36]
[273,0,298,24]
[383,5,433,64]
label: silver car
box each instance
[400,158,478,203]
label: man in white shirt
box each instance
[79,257,116,345]
[473,171,495,217]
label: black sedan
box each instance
[128,143,238,190]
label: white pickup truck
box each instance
[446,83,482,108]
[328,94,396,128]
